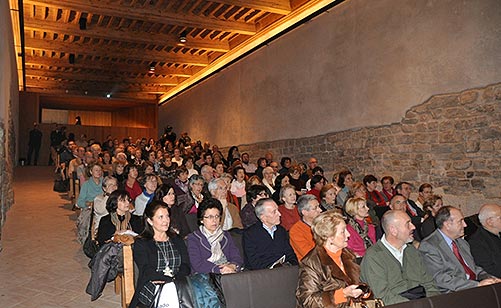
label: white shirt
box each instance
[381,234,407,266]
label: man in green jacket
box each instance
[360,210,439,305]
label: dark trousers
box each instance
[27,144,41,165]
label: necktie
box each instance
[451,241,476,280]
[406,201,417,216]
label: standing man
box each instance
[419,206,500,293]
[243,198,298,270]
[361,210,439,305]
[27,122,42,166]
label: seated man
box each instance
[243,198,298,270]
[419,206,500,293]
[361,210,439,305]
[289,195,322,261]
[468,204,501,277]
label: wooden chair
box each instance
[114,244,135,308]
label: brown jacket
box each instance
[221,202,244,230]
[296,246,360,308]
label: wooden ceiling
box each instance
[15,0,339,106]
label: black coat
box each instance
[468,226,501,278]
[130,236,191,308]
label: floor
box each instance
[0,166,121,308]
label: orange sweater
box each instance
[289,220,315,261]
[326,248,348,304]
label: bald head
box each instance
[381,210,415,247]
[478,204,501,234]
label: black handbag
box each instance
[83,236,99,259]
[83,207,99,258]
[398,285,426,300]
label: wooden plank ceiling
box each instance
[20,0,336,106]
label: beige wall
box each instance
[0,0,19,249]
[159,0,501,147]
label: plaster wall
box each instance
[159,0,501,147]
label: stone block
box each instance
[452,160,472,170]
[427,94,460,108]
[465,140,480,153]
[459,90,479,105]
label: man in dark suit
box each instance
[468,204,501,277]
[419,206,500,293]
[243,198,298,270]
[396,182,425,240]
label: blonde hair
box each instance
[311,211,346,246]
[345,197,366,217]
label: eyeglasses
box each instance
[203,215,221,220]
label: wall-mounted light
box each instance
[179,31,187,43]
[106,93,111,99]
[149,61,157,72]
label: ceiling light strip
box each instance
[158,0,342,105]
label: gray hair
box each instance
[102,175,117,190]
[201,165,213,174]
[297,194,317,217]
[255,198,274,219]
[478,204,500,226]
[208,178,224,192]
[189,174,205,185]
[381,210,401,234]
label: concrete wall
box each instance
[159,0,501,147]
[0,1,20,250]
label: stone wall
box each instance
[0,1,19,251]
[231,83,501,215]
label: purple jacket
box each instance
[187,229,243,274]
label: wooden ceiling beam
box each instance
[213,0,291,15]
[25,37,209,66]
[24,0,256,35]
[25,68,179,85]
[25,55,195,77]
[24,17,230,52]
[26,87,158,102]
[26,78,174,93]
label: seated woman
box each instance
[320,183,342,212]
[336,170,354,206]
[96,190,143,246]
[76,162,104,209]
[348,182,379,227]
[420,194,444,239]
[101,151,113,176]
[278,184,300,231]
[230,166,246,208]
[130,200,191,308]
[177,174,207,233]
[154,183,191,239]
[271,173,290,204]
[240,184,269,228]
[297,211,365,307]
[187,198,243,274]
[345,197,376,260]
[122,164,142,201]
